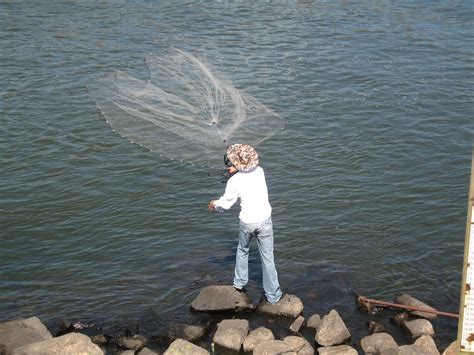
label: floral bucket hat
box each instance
[226,144,259,172]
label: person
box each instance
[208,144,282,304]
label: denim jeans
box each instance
[233,217,282,304]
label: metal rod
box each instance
[358,296,459,319]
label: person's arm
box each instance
[210,179,239,211]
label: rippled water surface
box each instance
[1,0,472,350]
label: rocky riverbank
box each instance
[0,285,459,354]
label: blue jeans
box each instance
[233,217,282,304]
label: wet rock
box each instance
[118,334,148,350]
[257,294,304,318]
[90,334,108,346]
[284,335,314,354]
[0,316,53,354]
[317,344,358,355]
[290,315,305,332]
[164,323,208,342]
[243,326,274,353]
[442,341,457,355]
[360,332,398,354]
[138,347,160,355]
[414,335,439,354]
[315,309,351,347]
[213,319,249,353]
[307,314,322,330]
[164,338,209,355]
[403,319,434,336]
[191,285,254,312]
[138,348,160,355]
[395,294,437,320]
[393,313,411,327]
[11,332,104,355]
[368,320,386,334]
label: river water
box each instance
[1,0,472,351]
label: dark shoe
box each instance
[233,286,247,293]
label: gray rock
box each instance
[307,314,322,330]
[243,326,274,352]
[90,334,108,346]
[442,341,457,355]
[414,335,439,355]
[318,344,358,355]
[137,348,160,355]
[290,315,305,332]
[315,310,351,347]
[403,319,434,336]
[257,294,304,318]
[118,334,148,350]
[368,320,386,334]
[213,319,249,352]
[11,332,104,355]
[0,316,52,355]
[118,351,135,355]
[399,344,432,354]
[360,332,398,354]
[164,338,209,355]
[380,348,401,355]
[191,285,254,312]
[165,323,208,342]
[284,336,315,354]
[395,294,437,320]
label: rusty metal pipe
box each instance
[357,296,459,319]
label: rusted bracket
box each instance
[357,295,459,319]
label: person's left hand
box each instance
[208,200,216,211]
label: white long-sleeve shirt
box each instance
[213,166,272,224]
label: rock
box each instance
[90,334,108,346]
[243,327,274,352]
[164,323,208,342]
[119,351,135,355]
[379,348,400,355]
[290,315,305,332]
[0,316,53,354]
[403,319,434,336]
[253,339,301,355]
[368,320,386,334]
[213,319,249,353]
[395,294,437,320]
[442,341,457,355]
[315,310,351,347]
[393,313,411,327]
[360,332,398,354]
[11,332,104,355]
[414,335,439,354]
[284,335,315,354]
[318,344,358,355]
[257,294,304,318]
[307,314,322,330]
[190,285,254,312]
[164,338,209,355]
[138,348,160,355]
[398,344,431,354]
[118,334,148,350]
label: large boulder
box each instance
[257,294,304,318]
[403,319,434,336]
[360,332,398,354]
[315,310,351,347]
[164,338,209,355]
[284,336,315,354]
[213,319,249,353]
[395,294,437,320]
[243,327,274,353]
[318,344,358,355]
[11,332,104,355]
[398,344,432,354]
[191,285,254,312]
[0,317,53,355]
